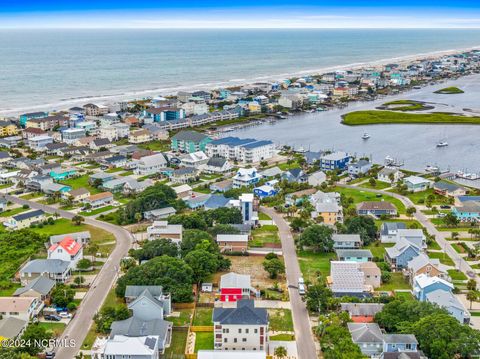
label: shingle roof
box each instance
[336,249,373,258]
[357,201,397,211]
[206,157,227,167]
[172,130,209,142]
[213,300,268,325]
[13,209,44,222]
[13,276,56,296]
[347,323,383,343]
[0,317,27,339]
[21,259,70,274]
[380,222,406,235]
[110,317,172,348]
[125,286,164,298]
[383,334,418,345]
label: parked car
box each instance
[440,205,451,209]
[59,312,72,319]
[44,314,62,321]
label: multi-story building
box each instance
[319,151,351,171]
[0,121,19,137]
[26,115,69,131]
[19,112,48,127]
[232,168,261,188]
[133,153,168,176]
[27,135,54,151]
[62,128,86,144]
[213,299,268,351]
[171,130,211,153]
[83,103,109,116]
[205,136,274,164]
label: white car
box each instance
[59,312,72,319]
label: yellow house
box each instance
[248,102,262,114]
[0,121,19,137]
[128,129,151,144]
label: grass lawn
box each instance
[270,333,295,341]
[434,86,464,94]
[0,283,21,296]
[80,205,115,216]
[405,189,449,206]
[333,186,406,214]
[361,180,392,190]
[166,309,193,327]
[297,250,335,283]
[138,139,170,152]
[378,272,411,291]
[258,212,272,221]
[0,206,29,217]
[119,170,134,177]
[451,243,465,254]
[105,167,124,173]
[427,240,441,250]
[342,110,480,126]
[470,311,480,317]
[164,331,187,358]
[20,192,44,200]
[430,218,476,232]
[60,175,101,194]
[250,225,280,247]
[268,309,294,332]
[428,251,455,266]
[38,322,66,337]
[448,269,468,281]
[82,325,98,350]
[395,291,415,301]
[192,307,213,326]
[194,332,214,352]
[278,161,301,171]
[364,242,394,259]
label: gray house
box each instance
[332,234,362,249]
[385,238,421,269]
[125,286,171,317]
[348,159,372,177]
[13,276,56,300]
[348,322,384,356]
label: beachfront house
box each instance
[205,136,275,164]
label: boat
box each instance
[436,141,448,148]
[362,133,370,140]
[425,165,440,173]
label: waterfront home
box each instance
[385,237,421,269]
[0,317,28,341]
[347,159,372,177]
[83,103,109,116]
[216,234,249,253]
[406,253,446,285]
[180,151,209,169]
[84,191,114,209]
[143,207,177,221]
[13,276,56,300]
[452,202,480,222]
[171,130,211,153]
[433,181,467,197]
[133,153,168,176]
[278,93,304,109]
[253,184,277,198]
[0,297,43,322]
[308,170,327,186]
[4,209,45,230]
[403,176,433,192]
[304,150,323,165]
[19,259,71,284]
[340,303,384,323]
[319,151,351,171]
[233,168,261,188]
[382,334,419,354]
[147,221,183,243]
[426,289,470,324]
[219,273,256,302]
[48,236,84,270]
[413,273,454,301]
[19,111,48,127]
[336,249,373,262]
[347,323,384,356]
[205,136,274,164]
[213,299,268,351]
[27,135,53,151]
[281,168,308,183]
[332,234,362,249]
[128,129,152,144]
[210,179,233,193]
[380,222,407,243]
[27,114,69,131]
[203,157,232,174]
[329,261,367,295]
[171,167,198,184]
[377,167,403,184]
[357,201,397,216]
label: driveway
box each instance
[6,195,133,358]
[261,206,318,359]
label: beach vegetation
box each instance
[434,86,464,94]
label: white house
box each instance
[147,221,183,243]
[377,167,403,184]
[404,176,434,192]
[94,335,160,359]
[3,209,45,230]
[180,151,209,169]
[205,137,274,164]
[133,154,168,176]
[329,261,366,294]
[48,236,83,270]
[0,297,43,322]
[233,168,261,188]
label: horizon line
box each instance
[2,26,480,30]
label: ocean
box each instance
[2,29,480,114]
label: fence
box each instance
[190,326,214,332]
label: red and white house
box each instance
[48,237,83,270]
[219,272,257,302]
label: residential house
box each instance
[94,335,162,359]
[123,178,153,195]
[319,151,351,171]
[210,179,233,193]
[433,181,467,197]
[19,259,71,284]
[171,167,198,184]
[213,299,268,351]
[50,231,91,246]
[396,229,426,250]
[171,130,211,153]
[144,207,177,221]
[4,209,45,230]
[128,129,151,144]
[103,155,127,169]
[90,138,112,151]
[380,222,407,243]
[216,234,249,253]
[64,188,90,203]
[359,262,381,289]
[259,166,283,179]
[413,273,454,301]
[147,221,183,243]
[219,273,256,302]
[84,192,114,209]
[0,121,19,137]
[426,289,470,324]
[19,111,48,127]
[329,261,366,295]
[383,334,419,354]
[144,107,186,122]
[452,202,480,222]
[0,297,43,322]
[180,151,209,169]
[62,128,86,144]
[348,159,372,177]
[204,195,230,210]
[13,276,56,300]
[0,317,28,341]
[205,137,274,164]
[48,236,84,269]
[83,103,109,116]
[253,185,277,198]
[347,323,384,356]
[385,238,421,269]
[357,201,398,216]
[27,135,53,151]
[127,289,171,320]
[336,249,373,262]
[232,168,260,188]
[403,176,433,192]
[133,153,168,176]
[308,171,327,186]
[42,182,71,196]
[309,191,343,225]
[378,167,403,184]
[340,303,384,323]
[203,157,232,174]
[332,234,362,249]
[281,168,308,183]
[172,184,193,199]
[89,172,116,186]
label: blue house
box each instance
[382,334,418,353]
[426,289,470,324]
[336,249,373,263]
[413,273,454,301]
[253,185,278,198]
[319,151,351,171]
[50,168,76,181]
[452,203,480,222]
[385,238,420,269]
[281,168,308,183]
[204,195,230,210]
[19,112,48,127]
[144,107,186,122]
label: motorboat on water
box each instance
[436,141,448,148]
[362,132,370,140]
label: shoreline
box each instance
[1,44,480,117]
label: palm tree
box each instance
[467,290,477,310]
[274,346,287,359]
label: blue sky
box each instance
[2,1,480,28]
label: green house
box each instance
[171,130,212,153]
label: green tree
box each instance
[51,284,75,307]
[368,177,376,187]
[72,215,85,226]
[290,217,309,232]
[467,290,478,310]
[168,213,208,230]
[94,305,131,334]
[406,206,417,218]
[20,324,53,355]
[207,207,243,225]
[74,276,85,286]
[305,284,334,313]
[443,213,460,228]
[343,216,377,245]
[467,279,477,291]
[208,224,240,237]
[298,224,334,253]
[262,258,285,279]
[180,230,214,255]
[131,238,179,262]
[134,212,143,223]
[184,249,219,284]
[274,346,287,358]
[76,258,92,270]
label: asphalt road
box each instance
[261,206,319,359]
[6,195,133,358]
[337,184,480,285]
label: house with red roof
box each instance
[48,236,83,269]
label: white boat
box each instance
[436,141,448,147]
[362,133,370,140]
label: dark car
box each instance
[440,205,451,209]
[44,314,62,321]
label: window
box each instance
[238,328,242,333]
[245,329,249,334]
[254,329,258,334]
[242,338,247,342]
[234,338,237,343]
[224,338,228,343]
[406,344,412,350]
